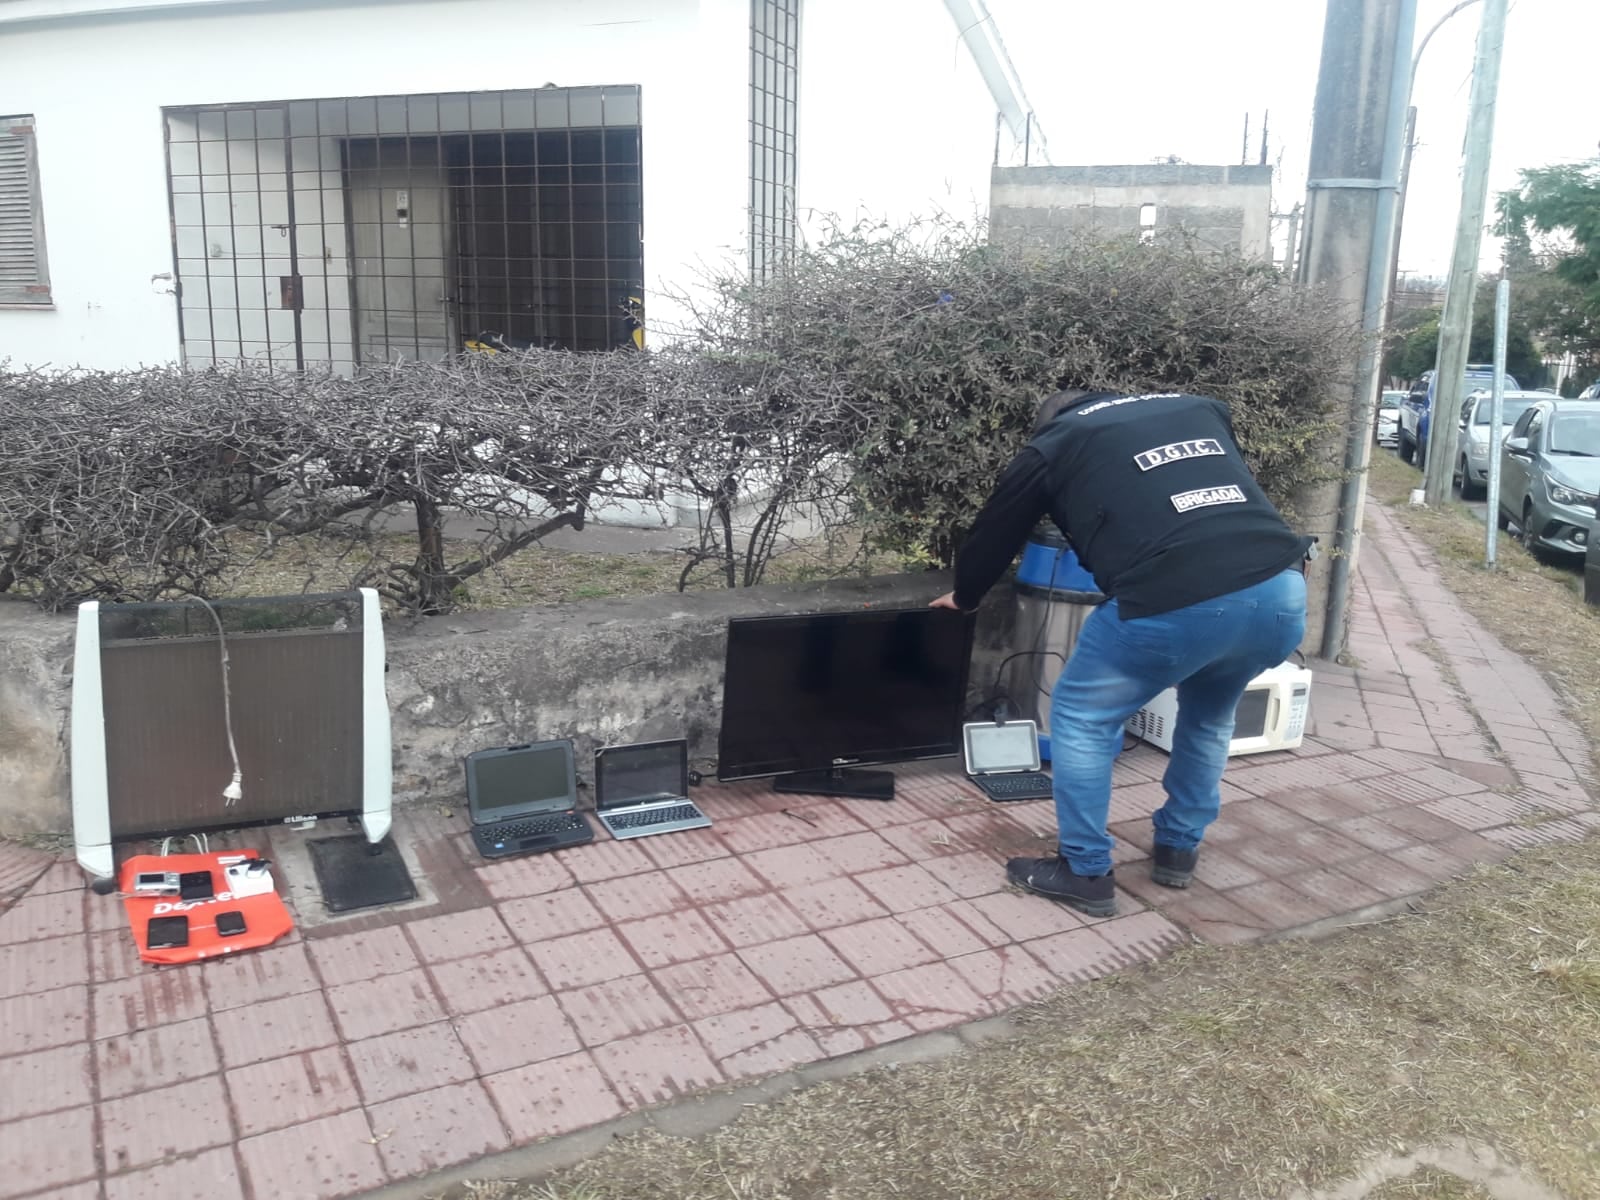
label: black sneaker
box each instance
[1005,856,1117,918]
[1151,844,1199,889]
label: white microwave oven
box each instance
[1126,661,1312,757]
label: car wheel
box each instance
[1519,500,1545,562]
[1496,506,1510,531]
[1458,457,1482,500]
[1399,434,1414,465]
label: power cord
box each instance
[190,596,243,807]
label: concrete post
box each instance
[1422,0,1510,504]
[1295,0,1416,659]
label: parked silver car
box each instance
[1497,399,1600,558]
[1375,390,1403,447]
[1453,389,1544,500]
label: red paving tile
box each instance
[948,945,1059,1007]
[212,989,338,1067]
[485,1050,625,1142]
[652,952,775,1021]
[0,893,84,944]
[583,871,691,923]
[785,979,914,1054]
[96,1016,220,1099]
[1289,866,1391,912]
[0,984,89,1056]
[0,1105,97,1200]
[1228,880,1338,930]
[1094,910,1189,965]
[1157,889,1271,945]
[664,856,767,903]
[558,973,681,1046]
[701,892,810,948]
[499,887,607,942]
[226,1046,363,1136]
[526,927,642,989]
[237,1108,387,1200]
[591,1023,724,1105]
[307,924,419,986]
[821,916,939,975]
[370,1079,510,1180]
[0,1043,93,1122]
[895,904,1004,958]
[92,968,209,1040]
[429,945,549,1014]
[966,890,1085,941]
[201,942,320,1011]
[475,852,577,900]
[638,826,736,868]
[871,961,990,1029]
[89,930,148,984]
[852,863,961,914]
[919,849,1009,897]
[327,967,445,1041]
[1336,854,1436,901]
[0,935,87,998]
[738,933,858,996]
[616,908,730,969]
[405,907,515,963]
[455,994,583,1073]
[347,1021,477,1105]
[806,831,911,874]
[562,838,657,883]
[104,1146,244,1200]
[694,1000,823,1079]
[100,1074,234,1173]
[783,876,892,930]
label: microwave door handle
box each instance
[1267,692,1280,738]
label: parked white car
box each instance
[1376,390,1403,447]
[1454,389,1546,500]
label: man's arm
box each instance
[944,447,1051,612]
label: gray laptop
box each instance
[594,739,712,839]
[962,719,1054,802]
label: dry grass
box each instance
[1366,451,1600,767]
[1365,1169,1494,1199]
[432,842,1600,1200]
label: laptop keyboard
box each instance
[977,772,1053,799]
[606,803,703,830]
[489,811,589,840]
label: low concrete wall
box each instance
[0,574,1017,838]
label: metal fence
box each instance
[163,87,644,372]
[749,0,799,281]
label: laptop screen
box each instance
[467,743,575,821]
[965,722,1039,773]
[596,740,688,810]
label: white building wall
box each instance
[0,0,748,370]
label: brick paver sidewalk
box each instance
[0,504,1593,1200]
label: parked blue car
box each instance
[1398,364,1521,469]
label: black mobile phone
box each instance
[178,871,214,901]
[216,910,247,937]
[146,915,190,949]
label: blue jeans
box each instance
[1048,568,1307,876]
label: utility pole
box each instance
[1296,0,1417,660]
[1422,0,1509,503]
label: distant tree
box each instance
[1382,280,1544,387]
[1496,159,1600,390]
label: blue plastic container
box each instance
[1016,524,1096,593]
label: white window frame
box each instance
[1,114,53,307]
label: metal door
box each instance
[346,138,455,362]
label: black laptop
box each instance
[464,740,594,859]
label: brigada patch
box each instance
[1170,484,1247,513]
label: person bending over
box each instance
[931,388,1311,917]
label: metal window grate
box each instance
[749,0,800,281]
[162,87,644,373]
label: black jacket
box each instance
[951,391,1312,619]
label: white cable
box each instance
[191,596,243,807]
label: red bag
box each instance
[119,849,295,965]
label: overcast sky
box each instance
[986,0,1597,280]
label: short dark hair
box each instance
[1032,389,1093,434]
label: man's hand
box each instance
[928,592,962,611]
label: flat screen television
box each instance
[716,607,977,800]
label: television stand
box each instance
[773,767,896,801]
